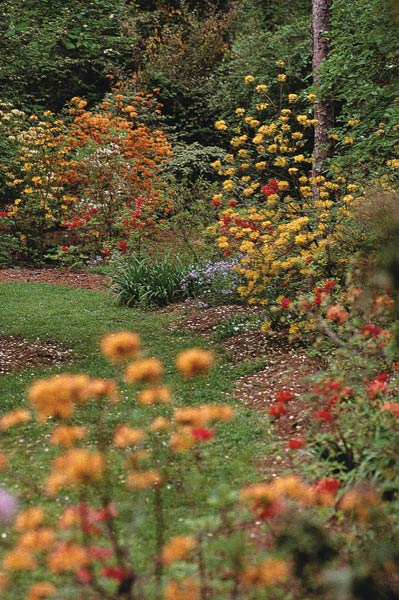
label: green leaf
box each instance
[13,21,30,32]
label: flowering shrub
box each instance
[1,332,399,598]
[0,80,173,264]
[180,257,243,305]
[207,69,365,323]
[0,105,73,260]
[61,81,173,257]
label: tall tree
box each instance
[311,0,333,179]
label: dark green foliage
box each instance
[210,0,312,120]
[110,253,194,307]
[164,142,225,184]
[0,0,140,109]
[322,0,399,179]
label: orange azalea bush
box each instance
[60,80,173,258]
[0,79,173,263]
[0,333,399,599]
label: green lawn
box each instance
[0,282,271,598]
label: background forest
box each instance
[1,0,398,191]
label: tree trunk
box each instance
[312,0,334,180]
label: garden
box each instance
[0,0,399,599]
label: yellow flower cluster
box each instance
[209,80,365,314]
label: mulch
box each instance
[0,267,110,291]
[0,268,109,373]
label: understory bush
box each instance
[110,254,246,309]
[110,253,194,308]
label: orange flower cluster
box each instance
[161,535,197,565]
[175,348,214,379]
[46,449,105,494]
[28,373,118,420]
[164,577,199,600]
[240,558,289,586]
[100,331,141,363]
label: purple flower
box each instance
[0,487,18,522]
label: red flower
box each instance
[0,212,8,218]
[211,198,221,207]
[368,379,387,399]
[314,409,332,422]
[280,297,292,309]
[314,478,340,495]
[89,546,113,560]
[261,179,279,197]
[77,569,92,583]
[381,402,399,417]
[376,373,390,383]
[361,323,382,338]
[268,404,288,418]
[102,248,110,256]
[118,240,128,254]
[286,439,305,450]
[255,501,282,520]
[228,200,238,207]
[60,246,69,252]
[191,428,214,441]
[91,503,117,522]
[276,390,294,403]
[102,567,130,581]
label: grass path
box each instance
[0,281,271,495]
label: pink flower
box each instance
[0,487,18,522]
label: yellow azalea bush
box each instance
[0,105,73,260]
[0,331,398,599]
[208,70,365,325]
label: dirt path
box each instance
[0,267,110,290]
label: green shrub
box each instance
[110,253,195,308]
